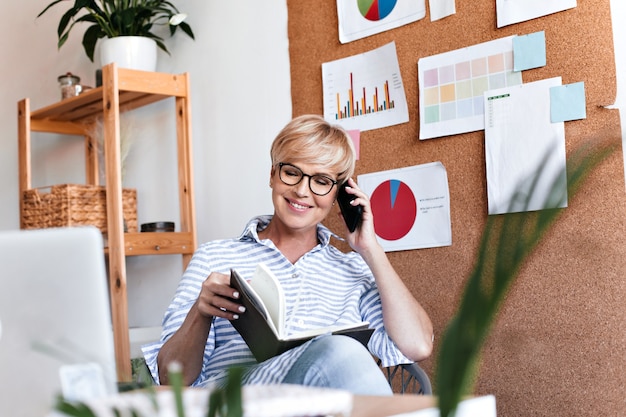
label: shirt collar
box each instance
[238,215,339,247]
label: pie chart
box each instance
[358,0,397,21]
[370,179,417,241]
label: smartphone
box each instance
[337,183,363,232]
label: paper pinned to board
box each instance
[323,42,409,132]
[429,0,456,21]
[418,36,522,140]
[337,0,426,43]
[358,162,451,252]
[550,82,586,122]
[484,77,568,215]
[513,31,546,71]
[496,0,576,28]
[347,129,361,160]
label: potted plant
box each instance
[434,137,618,417]
[37,0,195,71]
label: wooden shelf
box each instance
[103,232,196,256]
[17,63,197,382]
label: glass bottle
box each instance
[58,72,81,99]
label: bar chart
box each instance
[335,72,396,119]
[322,42,409,131]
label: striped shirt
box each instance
[142,215,410,387]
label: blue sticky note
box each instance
[550,82,586,123]
[513,31,546,71]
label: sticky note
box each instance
[513,31,546,71]
[550,82,586,122]
[347,129,360,160]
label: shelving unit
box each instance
[17,63,197,381]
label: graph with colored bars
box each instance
[335,73,396,119]
[322,41,409,131]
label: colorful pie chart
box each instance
[370,179,417,241]
[358,0,397,21]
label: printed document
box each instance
[484,77,567,215]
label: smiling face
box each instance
[269,161,338,233]
[266,115,356,235]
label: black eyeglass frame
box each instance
[277,162,338,196]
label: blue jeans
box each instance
[281,335,393,396]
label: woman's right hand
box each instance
[158,271,244,385]
[195,272,245,320]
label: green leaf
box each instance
[54,396,97,417]
[205,367,244,417]
[154,38,170,54]
[225,367,244,417]
[37,0,68,18]
[82,24,104,62]
[166,362,186,417]
[207,389,224,417]
[177,21,195,40]
[36,0,195,59]
[57,7,80,39]
[435,137,618,417]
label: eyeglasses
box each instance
[277,162,338,196]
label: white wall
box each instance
[1,1,624,355]
[0,1,291,352]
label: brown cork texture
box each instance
[287,0,625,415]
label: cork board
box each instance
[287,0,626,415]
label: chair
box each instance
[381,362,432,395]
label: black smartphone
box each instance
[337,183,363,232]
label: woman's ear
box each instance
[269,166,276,187]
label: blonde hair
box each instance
[270,114,356,183]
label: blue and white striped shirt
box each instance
[142,215,410,387]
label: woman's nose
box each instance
[294,177,310,196]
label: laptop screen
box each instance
[0,226,118,417]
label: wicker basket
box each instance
[21,184,137,234]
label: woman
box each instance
[143,114,433,395]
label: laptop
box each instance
[0,226,118,417]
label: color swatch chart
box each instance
[323,41,409,132]
[418,36,522,140]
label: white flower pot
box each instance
[99,36,157,72]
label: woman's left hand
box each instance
[339,178,434,361]
[339,178,379,254]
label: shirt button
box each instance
[298,319,305,326]
[292,273,298,278]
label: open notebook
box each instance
[0,226,118,417]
